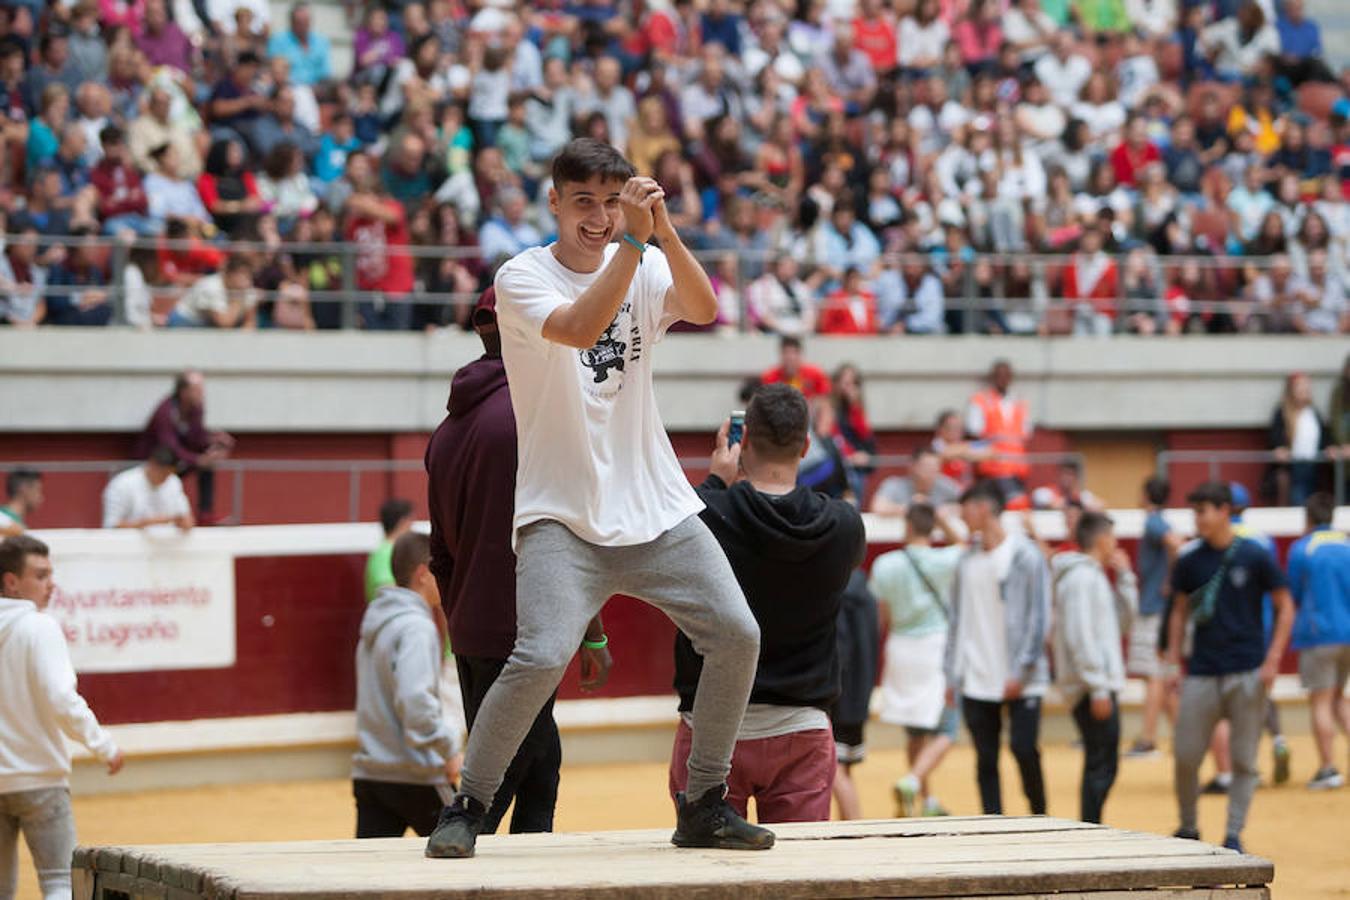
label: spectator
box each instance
[852,0,898,72]
[952,0,1002,74]
[252,86,317,163]
[478,186,544,268]
[207,50,269,154]
[25,84,68,175]
[45,230,112,326]
[345,167,415,331]
[128,86,202,180]
[169,254,259,329]
[0,534,124,900]
[1286,493,1350,790]
[1294,249,1349,335]
[1034,32,1092,110]
[1074,74,1127,148]
[366,498,415,603]
[760,335,831,398]
[145,143,211,229]
[22,33,80,113]
[1125,476,1183,759]
[1269,371,1333,506]
[679,44,742,144]
[315,113,362,186]
[945,480,1051,816]
[256,141,318,228]
[818,267,880,335]
[879,256,945,335]
[353,530,461,838]
[1002,0,1057,65]
[798,397,853,501]
[1062,223,1120,336]
[0,225,53,328]
[352,6,404,88]
[897,0,950,74]
[196,138,262,236]
[820,24,876,114]
[134,0,193,74]
[873,443,964,517]
[91,125,156,236]
[66,2,107,84]
[267,3,331,88]
[1051,511,1137,823]
[134,369,234,523]
[745,255,816,338]
[102,447,195,530]
[831,363,876,498]
[381,131,439,212]
[0,470,42,536]
[966,359,1032,508]
[1200,1,1280,82]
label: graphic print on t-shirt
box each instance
[576,299,644,396]
[579,318,628,384]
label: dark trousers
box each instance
[1071,695,1120,824]
[962,695,1046,816]
[353,779,443,838]
[457,654,561,834]
[176,464,215,514]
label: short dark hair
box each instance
[173,369,198,397]
[912,445,939,462]
[99,124,124,146]
[1076,511,1114,551]
[780,335,802,352]
[551,138,636,190]
[148,446,179,468]
[390,531,430,588]
[934,408,959,429]
[1186,480,1232,510]
[0,534,49,581]
[906,501,936,537]
[1144,476,1170,506]
[6,469,40,499]
[379,498,414,536]
[745,383,809,463]
[961,479,1006,513]
[1059,459,1082,475]
[1306,492,1335,528]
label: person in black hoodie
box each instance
[669,383,867,823]
[424,287,611,835]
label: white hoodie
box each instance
[0,597,119,794]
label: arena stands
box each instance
[1,0,1349,334]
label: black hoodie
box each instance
[674,476,867,712]
[425,355,519,660]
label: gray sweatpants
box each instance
[1174,670,1265,838]
[0,787,77,900]
[459,516,760,807]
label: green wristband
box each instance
[582,634,609,650]
[621,233,646,261]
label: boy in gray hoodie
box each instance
[944,480,1051,816]
[1051,512,1138,823]
[353,531,460,838]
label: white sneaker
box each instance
[1308,767,1344,791]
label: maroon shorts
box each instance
[668,719,836,824]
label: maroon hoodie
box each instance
[425,354,518,660]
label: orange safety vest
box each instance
[972,389,1030,480]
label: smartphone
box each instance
[728,410,746,447]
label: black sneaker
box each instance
[425,794,487,858]
[672,785,775,851]
[1223,834,1244,853]
[1200,777,1230,795]
[1173,827,1200,841]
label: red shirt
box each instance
[345,201,414,295]
[853,17,897,70]
[761,363,832,399]
[90,160,148,218]
[1062,254,1120,318]
[818,288,880,335]
[1109,140,1160,188]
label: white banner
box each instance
[45,542,236,674]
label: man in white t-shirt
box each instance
[944,481,1051,816]
[426,139,770,859]
[101,447,194,531]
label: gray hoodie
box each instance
[944,533,1052,696]
[1050,552,1138,706]
[352,586,453,785]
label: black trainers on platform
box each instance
[425,794,487,858]
[672,785,776,851]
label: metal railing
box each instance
[1156,449,1347,505]
[0,450,1090,525]
[4,232,1344,335]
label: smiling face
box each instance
[549,175,627,264]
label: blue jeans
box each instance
[102,213,163,237]
[358,297,413,331]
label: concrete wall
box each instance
[1,329,1345,433]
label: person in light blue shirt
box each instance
[878,257,945,334]
[267,4,332,87]
[1286,493,1350,789]
[477,188,544,267]
[814,203,881,285]
[315,114,362,184]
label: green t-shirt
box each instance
[869,545,964,638]
[1040,0,1071,26]
[0,505,23,531]
[1072,0,1130,32]
[364,540,395,603]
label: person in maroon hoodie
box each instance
[134,370,235,524]
[92,126,159,237]
[424,288,612,835]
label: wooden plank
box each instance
[904,892,1269,900]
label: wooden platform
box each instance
[73,816,1273,900]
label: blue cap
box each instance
[1229,481,1251,514]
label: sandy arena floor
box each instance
[15,732,1350,899]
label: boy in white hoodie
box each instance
[0,535,123,900]
[1051,512,1138,824]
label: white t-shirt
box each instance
[958,536,1015,702]
[1291,406,1321,460]
[494,243,703,548]
[102,466,191,528]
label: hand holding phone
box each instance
[728,410,745,447]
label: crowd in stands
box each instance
[1,0,1350,331]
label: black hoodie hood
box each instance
[447,355,507,419]
[716,481,853,563]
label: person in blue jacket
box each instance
[1286,492,1350,791]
